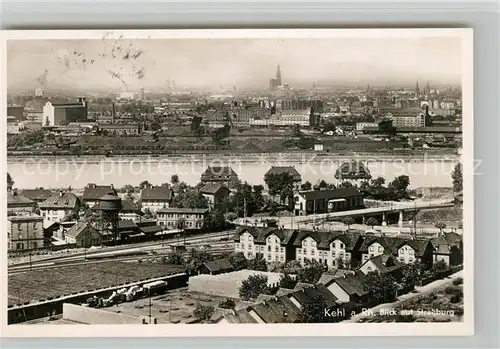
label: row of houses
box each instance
[233,226,463,268]
[217,230,463,323]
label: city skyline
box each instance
[7,37,463,92]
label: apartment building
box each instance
[156,207,209,230]
[7,215,44,251]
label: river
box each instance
[7,153,459,190]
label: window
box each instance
[33,223,37,230]
[281,247,284,253]
[268,245,271,252]
[332,251,336,258]
[303,240,307,246]
[267,255,271,261]
[339,252,344,258]
[311,241,316,247]
[367,267,372,272]
[311,249,315,255]
[409,257,414,263]
[275,246,279,253]
[340,243,344,249]
[275,237,279,243]
[280,255,284,262]
[409,249,414,255]
[369,246,374,252]
[303,248,308,255]
[378,246,383,253]
[247,244,251,250]
[400,257,404,262]
[17,224,22,231]
[298,249,302,255]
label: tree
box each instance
[451,162,463,192]
[338,181,354,188]
[247,253,267,271]
[435,222,447,233]
[7,173,14,189]
[371,177,385,188]
[191,115,203,135]
[171,174,179,185]
[317,180,328,190]
[228,252,249,271]
[224,212,238,222]
[431,259,449,276]
[342,217,355,230]
[401,263,423,288]
[239,274,270,301]
[301,181,312,191]
[322,122,336,133]
[388,175,410,199]
[143,207,153,219]
[186,248,213,270]
[121,184,135,194]
[171,189,209,209]
[193,304,215,322]
[218,298,236,309]
[279,273,298,289]
[164,251,185,265]
[297,259,325,284]
[365,217,379,229]
[362,271,399,302]
[264,172,296,204]
[150,121,161,131]
[378,119,396,135]
[139,180,151,190]
[298,293,328,323]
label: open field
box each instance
[8,261,184,306]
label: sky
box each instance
[7,37,463,91]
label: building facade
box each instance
[7,215,44,251]
[294,188,364,216]
[140,185,173,213]
[43,98,88,126]
[39,192,81,228]
[156,208,209,230]
[200,166,239,189]
[99,123,141,136]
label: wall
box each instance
[8,273,187,324]
[63,303,144,324]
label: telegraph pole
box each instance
[148,289,152,324]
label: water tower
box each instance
[98,191,122,242]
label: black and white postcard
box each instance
[1,29,473,336]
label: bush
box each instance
[218,298,236,309]
[452,277,463,286]
[444,286,462,296]
[449,295,461,303]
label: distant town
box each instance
[7,65,462,157]
[6,38,464,326]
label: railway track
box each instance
[9,231,234,268]
[8,236,235,275]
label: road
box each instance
[345,270,463,323]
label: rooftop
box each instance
[39,192,80,210]
[8,261,184,306]
[140,185,173,201]
[298,187,362,201]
